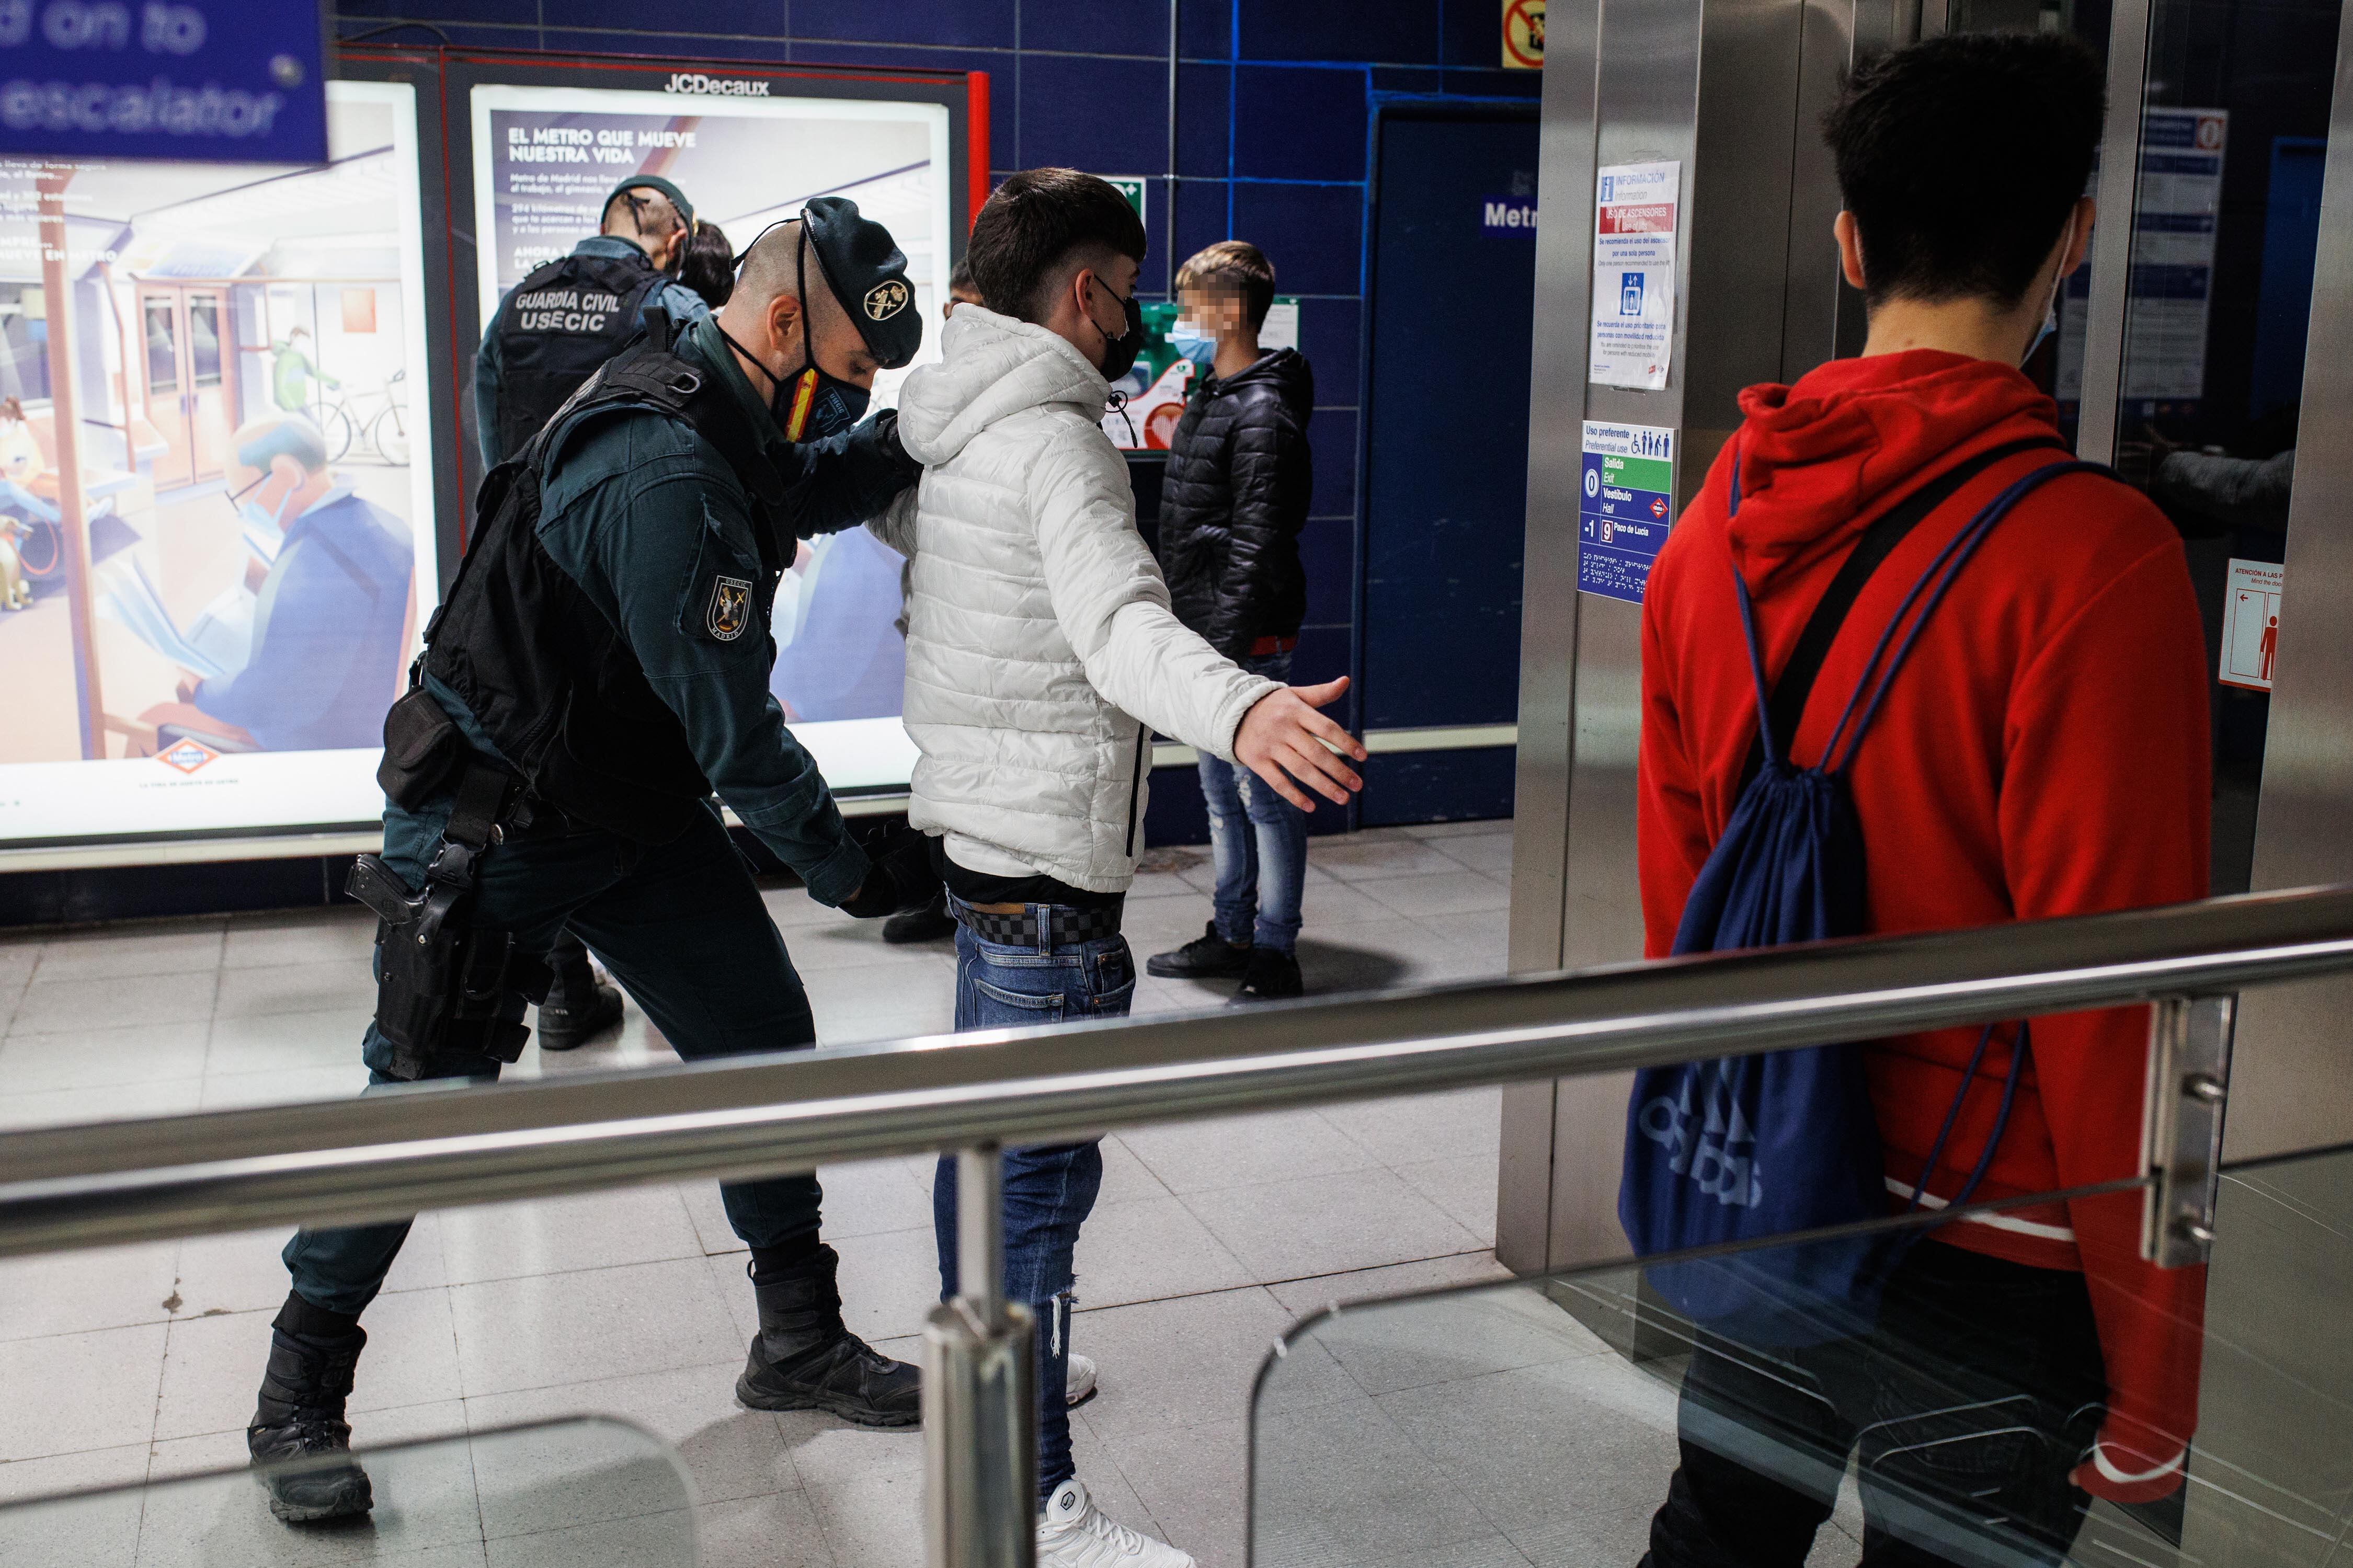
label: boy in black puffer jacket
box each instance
[1144,241,1320,1001]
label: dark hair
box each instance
[947,255,979,301]
[967,168,1147,324]
[1175,239,1276,331]
[1824,33,2104,308]
[679,218,734,310]
[602,185,684,241]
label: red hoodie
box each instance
[1636,350,2210,1498]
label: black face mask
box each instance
[1091,280,1145,382]
[717,224,872,442]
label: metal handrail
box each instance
[2,885,2352,1260]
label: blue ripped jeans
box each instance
[933,905,1132,1501]
[1201,649,1307,952]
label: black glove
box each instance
[874,407,923,488]
[837,821,940,919]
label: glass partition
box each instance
[0,1416,697,1567]
[1253,1150,2353,1568]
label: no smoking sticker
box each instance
[1503,0,1545,68]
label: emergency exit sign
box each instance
[1102,176,1146,224]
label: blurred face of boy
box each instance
[1177,287,1247,344]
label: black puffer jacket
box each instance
[1157,348,1314,660]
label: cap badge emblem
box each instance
[864,279,910,321]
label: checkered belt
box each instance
[947,896,1125,949]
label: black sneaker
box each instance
[537,942,623,1051]
[735,1246,921,1428]
[248,1308,373,1524]
[883,893,957,944]
[1146,921,1253,979]
[1231,946,1304,1003]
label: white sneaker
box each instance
[1035,1478,1193,1567]
[1065,1352,1098,1407]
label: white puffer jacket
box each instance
[873,306,1280,893]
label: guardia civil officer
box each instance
[473,174,713,1050]
[247,199,942,1525]
[473,173,711,467]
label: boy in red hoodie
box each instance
[1636,33,2209,1566]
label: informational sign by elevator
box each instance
[2055,108,2227,410]
[1589,161,1680,390]
[2220,557,2284,692]
[1578,421,1675,603]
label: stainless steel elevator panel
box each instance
[2229,21,2353,1165]
[1501,0,1823,1271]
[1500,0,1604,1271]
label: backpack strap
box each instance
[1734,436,2066,788]
[1820,457,2114,775]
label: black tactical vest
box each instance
[490,245,669,461]
[422,327,790,845]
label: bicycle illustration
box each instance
[308,369,411,466]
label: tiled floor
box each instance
[0,822,1532,1566]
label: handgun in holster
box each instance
[347,749,552,1081]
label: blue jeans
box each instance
[1200,650,1307,952]
[283,799,823,1317]
[933,905,1133,1500]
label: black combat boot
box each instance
[247,1296,373,1524]
[735,1244,922,1427]
[535,935,622,1051]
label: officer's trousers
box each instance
[284,798,823,1317]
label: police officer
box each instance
[248,199,941,1525]
[473,175,712,1049]
[473,173,710,467]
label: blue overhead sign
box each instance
[0,0,327,164]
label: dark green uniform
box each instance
[285,312,915,1314]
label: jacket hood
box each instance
[1727,350,2061,592]
[1204,346,1313,413]
[895,304,1109,466]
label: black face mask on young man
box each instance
[717,221,871,443]
[1090,277,1145,383]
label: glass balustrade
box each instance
[0,1415,697,1568]
[1253,1147,2353,1568]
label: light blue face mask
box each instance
[237,486,297,535]
[1168,317,1217,369]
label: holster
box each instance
[348,763,553,1080]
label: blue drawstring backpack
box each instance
[1620,439,2106,1347]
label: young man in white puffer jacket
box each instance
[866,169,1365,1567]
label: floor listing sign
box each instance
[1578,421,1676,603]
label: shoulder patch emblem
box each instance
[864,279,910,321]
[707,574,753,642]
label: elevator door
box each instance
[1360,105,1538,824]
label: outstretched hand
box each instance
[1233,676,1367,811]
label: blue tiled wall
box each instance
[346,0,1535,688]
[350,0,1538,837]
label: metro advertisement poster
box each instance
[0,81,439,849]
[469,83,954,793]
